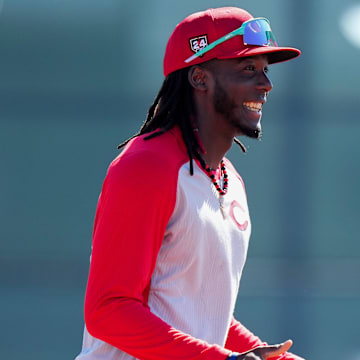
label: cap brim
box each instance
[218,46,301,64]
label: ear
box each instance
[188,66,209,91]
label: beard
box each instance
[212,79,262,140]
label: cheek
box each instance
[230,90,247,111]
[213,78,249,112]
[227,83,248,102]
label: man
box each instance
[75,7,304,360]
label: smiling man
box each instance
[75,7,304,360]
[188,55,272,171]
[205,56,271,140]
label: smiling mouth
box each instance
[243,101,263,112]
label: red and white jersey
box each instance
[75,126,263,360]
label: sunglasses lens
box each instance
[243,19,275,46]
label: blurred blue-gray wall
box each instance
[1,0,359,359]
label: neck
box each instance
[195,114,234,169]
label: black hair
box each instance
[117,67,246,175]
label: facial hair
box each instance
[212,79,262,140]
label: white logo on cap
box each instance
[189,35,208,54]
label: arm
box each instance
[225,317,265,353]
[84,150,230,360]
[225,318,305,360]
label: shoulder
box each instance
[106,128,189,192]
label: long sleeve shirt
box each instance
[75,127,302,360]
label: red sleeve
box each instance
[84,147,230,360]
[226,317,304,360]
[225,317,265,352]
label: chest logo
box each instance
[229,200,249,231]
[189,35,208,54]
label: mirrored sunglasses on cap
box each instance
[185,17,277,64]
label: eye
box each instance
[244,64,256,71]
[264,66,269,74]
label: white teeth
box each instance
[243,102,262,112]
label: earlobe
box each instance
[188,66,208,91]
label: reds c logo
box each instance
[229,200,249,231]
[189,35,208,54]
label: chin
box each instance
[234,122,262,139]
[244,128,262,139]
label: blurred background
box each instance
[0,0,359,359]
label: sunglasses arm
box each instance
[184,27,243,64]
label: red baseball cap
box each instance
[163,7,301,77]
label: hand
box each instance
[237,339,293,360]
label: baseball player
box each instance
[75,7,304,360]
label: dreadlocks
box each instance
[117,67,246,175]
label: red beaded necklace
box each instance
[202,160,228,196]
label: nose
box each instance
[256,71,273,93]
